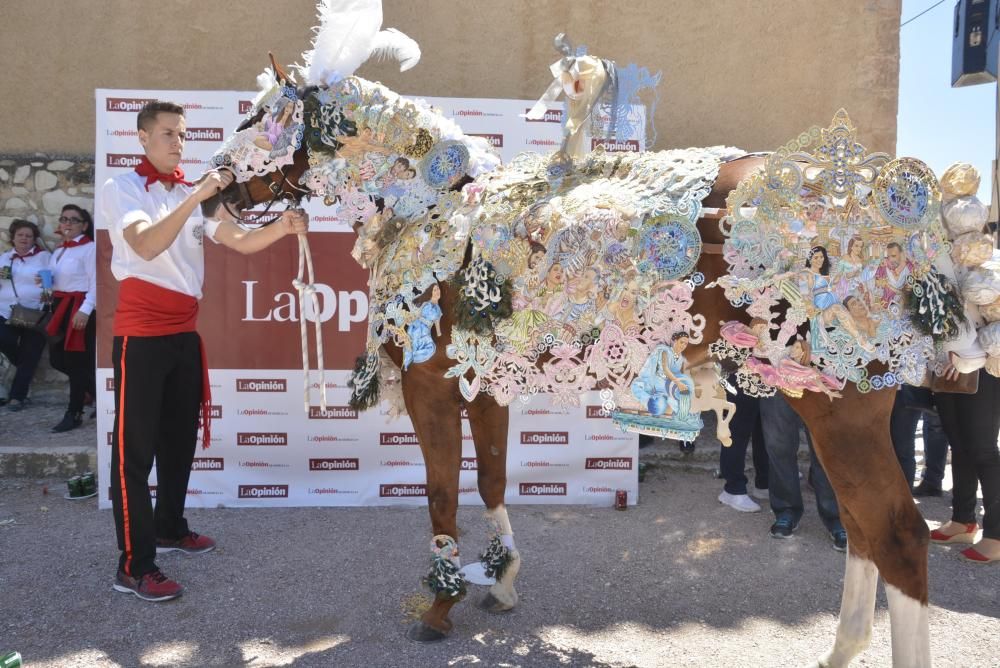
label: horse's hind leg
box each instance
[400,370,464,642]
[466,393,521,614]
[813,507,878,668]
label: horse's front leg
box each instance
[400,367,465,642]
[466,392,520,613]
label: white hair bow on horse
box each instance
[522,34,609,159]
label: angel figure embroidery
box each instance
[630,331,698,422]
[791,245,877,354]
[403,284,443,369]
[252,97,297,155]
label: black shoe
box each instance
[52,410,83,433]
[912,481,943,498]
[678,441,696,454]
[830,529,848,552]
[770,516,798,538]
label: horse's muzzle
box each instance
[201,180,247,219]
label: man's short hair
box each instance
[886,241,903,252]
[137,100,185,132]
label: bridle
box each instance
[220,164,311,227]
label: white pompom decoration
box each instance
[941,196,989,239]
[962,266,1000,305]
[978,321,1000,357]
[951,232,995,268]
[986,356,1000,378]
[981,297,1000,322]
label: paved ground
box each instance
[0,383,96,477]
[2,460,998,667]
[1,381,998,666]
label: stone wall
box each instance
[0,155,95,253]
[0,154,95,391]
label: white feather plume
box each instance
[369,28,421,72]
[295,0,421,87]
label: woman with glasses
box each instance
[46,204,96,432]
[0,219,51,410]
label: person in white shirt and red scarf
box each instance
[0,220,52,410]
[46,205,97,432]
[101,100,308,602]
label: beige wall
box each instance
[1,0,901,155]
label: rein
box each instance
[223,165,329,413]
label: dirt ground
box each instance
[1,461,997,667]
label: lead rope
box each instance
[292,231,327,412]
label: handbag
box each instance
[8,303,49,331]
[5,262,51,333]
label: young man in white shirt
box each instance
[101,100,307,602]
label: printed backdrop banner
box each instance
[94,88,644,509]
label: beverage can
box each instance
[0,650,22,668]
[80,472,97,496]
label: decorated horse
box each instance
[200,2,1000,665]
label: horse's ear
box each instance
[269,52,291,85]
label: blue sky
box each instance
[898,0,996,202]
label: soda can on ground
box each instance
[81,472,97,496]
[615,489,628,510]
[0,650,22,668]
[67,476,84,498]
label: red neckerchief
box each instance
[11,246,41,262]
[134,156,193,192]
[59,236,92,250]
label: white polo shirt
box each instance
[50,236,97,315]
[101,171,221,299]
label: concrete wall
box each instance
[1,0,901,155]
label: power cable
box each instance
[900,0,947,28]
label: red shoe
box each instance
[929,522,979,544]
[113,569,183,601]
[156,531,216,555]
[959,546,1000,564]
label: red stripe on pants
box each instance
[117,336,133,575]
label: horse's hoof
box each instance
[406,620,449,643]
[477,592,516,614]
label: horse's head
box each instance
[204,54,500,238]
[201,55,313,224]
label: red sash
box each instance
[114,278,212,449]
[46,291,87,352]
